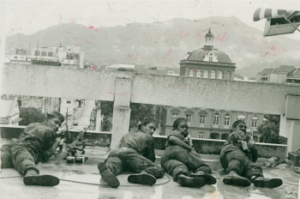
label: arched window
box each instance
[211,70,216,78]
[209,53,213,62]
[218,71,223,79]
[224,114,230,126]
[213,113,219,125]
[196,70,201,77]
[189,69,194,77]
[203,70,208,78]
[252,117,258,128]
[186,113,192,126]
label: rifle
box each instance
[64,125,91,163]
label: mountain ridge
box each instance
[5,16,300,77]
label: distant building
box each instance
[257,65,300,84]
[60,98,77,116]
[161,29,264,141]
[9,45,85,69]
[161,106,264,142]
[256,68,274,82]
[0,98,20,125]
[179,29,236,80]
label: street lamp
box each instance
[253,8,300,37]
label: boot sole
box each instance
[223,176,251,187]
[253,178,282,188]
[23,175,60,186]
[98,163,120,188]
[127,174,156,186]
[178,175,206,188]
[190,174,217,185]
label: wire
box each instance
[282,14,300,32]
[0,174,171,187]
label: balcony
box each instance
[1,63,300,199]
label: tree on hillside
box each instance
[19,107,46,126]
[257,115,287,144]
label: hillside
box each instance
[5,16,300,77]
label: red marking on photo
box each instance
[89,26,95,29]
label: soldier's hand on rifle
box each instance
[56,128,68,138]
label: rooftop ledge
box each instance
[0,125,287,158]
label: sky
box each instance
[1,0,300,40]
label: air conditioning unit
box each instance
[264,15,300,37]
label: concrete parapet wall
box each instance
[2,64,300,115]
[153,135,287,158]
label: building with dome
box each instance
[160,29,265,141]
[180,29,236,80]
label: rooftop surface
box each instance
[0,145,299,199]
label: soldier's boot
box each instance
[177,174,205,188]
[127,172,156,186]
[23,169,60,186]
[252,176,282,188]
[98,162,120,188]
[223,171,251,187]
[190,171,217,185]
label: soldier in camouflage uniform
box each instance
[1,111,65,186]
[220,120,283,188]
[98,118,164,188]
[161,118,216,188]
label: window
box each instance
[35,51,40,56]
[210,133,220,139]
[262,77,268,81]
[42,51,47,56]
[199,115,206,124]
[237,115,246,122]
[66,101,71,104]
[189,69,194,77]
[213,113,219,125]
[253,136,258,142]
[198,133,204,139]
[196,70,201,77]
[209,53,213,62]
[221,134,229,140]
[48,52,53,57]
[218,71,223,79]
[203,70,208,78]
[252,117,258,128]
[172,113,178,118]
[224,114,230,126]
[186,114,192,125]
[211,70,216,78]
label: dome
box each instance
[186,47,233,63]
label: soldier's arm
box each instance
[42,137,61,161]
[145,138,156,162]
[168,135,192,151]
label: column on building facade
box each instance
[96,105,102,132]
[280,95,300,153]
[110,78,132,149]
